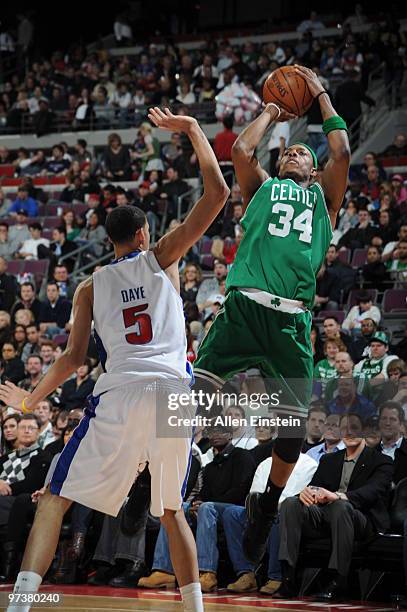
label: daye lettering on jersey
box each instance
[270,182,316,208]
[121,286,146,302]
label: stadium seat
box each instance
[200,254,214,270]
[200,236,213,255]
[0,164,15,178]
[23,259,49,286]
[6,260,24,275]
[348,288,378,307]
[43,217,62,229]
[382,289,407,313]
[337,248,351,265]
[53,333,68,346]
[351,248,368,268]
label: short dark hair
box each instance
[307,403,327,419]
[0,222,8,230]
[47,281,59,290]
[29,222,42,231]
[19,413,41,428]
[105,206,146,244]
[340,412,365,428]
[21,282,35,291]
[223,114,234,130]
[378,401,404,423]
[55,225,67,236]
[27,353,43,364]
[77,139,87,148]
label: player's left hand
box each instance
[315,487,338,504]
[148,107,198,134]
[293,65,326,98]
[0,381,28,411]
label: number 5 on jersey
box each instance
[122,304,153,345]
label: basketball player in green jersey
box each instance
[194,65,351,564]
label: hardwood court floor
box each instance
[0,585,395,612]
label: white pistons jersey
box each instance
[92,249,191,395]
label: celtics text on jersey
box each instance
[226,177,333,308]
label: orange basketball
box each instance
[263,66,313,117]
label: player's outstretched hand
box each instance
[0,381,28,412]
[293,64,325,98]
[148,107,198,134]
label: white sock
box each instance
[180,582,204,612]
[7,571,42,612]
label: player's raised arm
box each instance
[0,278,93,412]
[294,65,350,227]
[231,105,295,211]
[148,107,229,269]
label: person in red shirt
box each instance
[213,115,238,187]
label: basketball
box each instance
[263,65,314,116]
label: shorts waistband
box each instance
[238,288,307,313]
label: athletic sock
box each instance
[180,582,204,612]
[7,571,42,612]
[259,481,285,515]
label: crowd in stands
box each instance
[0,9,406,134]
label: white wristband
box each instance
[267,103,281,119]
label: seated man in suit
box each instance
[278,412,393,602]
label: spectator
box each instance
[376,401,407,484]
[93,86,114,129]
[306,414,345,463]
[362,165,382,201]
[18,222,49,260]
[59,360,95,411]
[103,133,132,181]
[375,209,398,245]
[314,339,345,388]
[302,405,326,452]
[323,316,351,350]
[278,413,393,602]
[38,282,72,337]
[1,342,25,384]
[342,291,381,335]
[162,133,183,167]
[1,414,21,455]
[72,139,92,165]
[39,341,55,374]
[337,209,376,251]
[311,324,324,365]
[223,452,317,595]
[225,404,258,450]
[44,145,70,176]
[353,332,399,382]
[180,263,202,303]
[382,224,407,263]
[79,212,107,259]
[13,325,27,357]
[387,239,407,283]
[62,210,80,241]
[197,259,228,318]
[327,377,376,420]
[11,282,41,323]
[20,325,41,364]
[8,210,31,249]
[14,308,34,329]
[213,115,238,186]
[267,120,290,178]
[49,227,77,273]
[0,414,51,532]
[42,264,77,303]
[250,423,276,467]
[133,182,159,238]
[349,318,378,364]
[18,354,43,392]
[134,122,164,174]
[0,222,18,260]
[7,187,38,217]
[314,262,338,311]
[221,202,243,239]
[159,166,189,219]
[60,176,87,204]
[324,244,356,305]
[0,189,13,218]
[297,11,325,33]
[362,246,388,291]
[380,133,407,158]
[0,257,18,312]
[0,310,12,348]
[33,399,56,449]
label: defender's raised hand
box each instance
[148,106,197,134]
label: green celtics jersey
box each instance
[314,358,337,383]
[226,177,333,308]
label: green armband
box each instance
[322,116,348,135]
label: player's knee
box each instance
[273,437,303,464]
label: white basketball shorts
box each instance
[49,380,195,517]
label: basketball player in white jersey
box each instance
[0,107,229,612]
